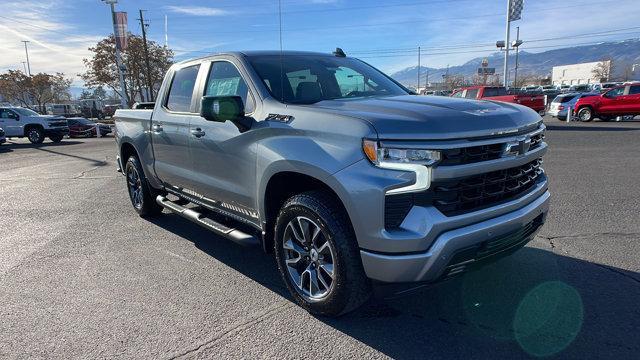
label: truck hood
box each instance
[309,95,542,140]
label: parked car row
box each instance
[451,86,546,114]
[0,106,112,144]
[548,83,640,121]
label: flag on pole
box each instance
[114,12,128,50]
[509,0,524,21]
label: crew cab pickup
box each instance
[574,84,640,121]
[114,51,549,316]
[452,86,546,115]
[0,106,69,143]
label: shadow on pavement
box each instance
[546,124,639,132]
[4,140,84,148]
[150,214,640,359]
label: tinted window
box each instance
[464,89,479,99]
[14,108,39,116]
[166,65,200,112]
[554,95,576,103]
[629,85,640,95]
[248,55,407,104]
[606,87,624,97]
[0,109,16,118]
[205,61,255,113]
[484,87,508,97]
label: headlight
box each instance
[363,139,440,194]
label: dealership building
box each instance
[551,60,611,86]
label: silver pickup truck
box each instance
[114,50,549,316]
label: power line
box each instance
[160,0,627,37]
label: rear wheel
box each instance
[275,191,371,317]
[577,107,594,122]
[124,156,163,217]
[26,127,45,144]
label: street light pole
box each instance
[21,41,31,75]
[503,0,512,88]
[103,0,129,109]
[139,9,154,102]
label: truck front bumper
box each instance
[359,189,549,283]
[44,128,70,137]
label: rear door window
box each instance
[464,89,479,99]
[165,65,200,112]
[556,95,576,103]
[629,85,640,95]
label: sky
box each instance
[1,0,639,88]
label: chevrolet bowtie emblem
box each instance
[503,136,531,156]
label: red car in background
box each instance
[451,86,546,115]
[574,83,640,121]
[67,118,112,137]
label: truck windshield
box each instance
[248,55,408,104]
[14,108,40,116]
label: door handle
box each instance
[191,128,206,138]
[152,124,163,133]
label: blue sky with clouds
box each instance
[1,0,639,86]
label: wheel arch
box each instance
[260,169,355,254]
[23,123,44,137]
[119,141,139,165]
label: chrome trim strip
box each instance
[379,124,545,150]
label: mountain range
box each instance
[390,38,640,87]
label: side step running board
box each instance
[156,195,259,246]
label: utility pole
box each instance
[417,46,421,92]
[164,15,169,47]
[102,0,129,109]
[503,0,512,88]
[513,26,521,88]
[139,9,154,102]
[21,41,31,75]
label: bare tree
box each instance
[592,59,613,82]
[0,70,71,112]
[81,33,173,106]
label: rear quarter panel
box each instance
[114,109,161,188]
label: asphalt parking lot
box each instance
[1,117,639,359]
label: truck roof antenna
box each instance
[333,48,346,57]
[278,0,285,103]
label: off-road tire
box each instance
[49,134,63,143]
[26,127,45,144]
[274,191,371,317]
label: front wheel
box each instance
[27,127,45,144]
[124,156,163,217]
[49,134,63,143]
[577,107,594,122]
[275,191,371,317]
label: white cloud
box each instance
[0,1,103,87]
[164,6,229,16]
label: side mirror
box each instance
[200,95,244,123]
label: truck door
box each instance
[151,64,202,189]
[0,109,22,137]
[188,59,259,221]
[626,85,640,113]
[599,86,625,114]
